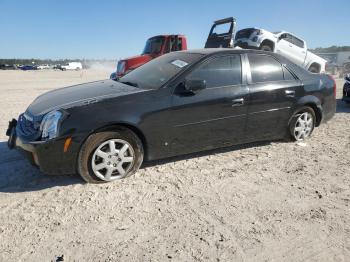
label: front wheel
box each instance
[78,129,144,183]
[289,107,316,141]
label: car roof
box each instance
[178,48,274,56]
[176,48,311,79]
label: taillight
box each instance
[328,75,336,98]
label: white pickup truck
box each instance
[234,28,326,73]
[61,62,83,71]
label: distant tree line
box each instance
[310,46,350,53]
[0,58,115,67]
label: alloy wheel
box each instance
[293,112,314,141]
[91,139,135,181]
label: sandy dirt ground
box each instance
[0,69,349,261]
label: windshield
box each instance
[119,52,204,90]
[142,36,165,55]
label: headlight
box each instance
[40,110,62,140]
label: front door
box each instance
[276,33,296,63]
[168,54,249,154]
[205,17,236,48]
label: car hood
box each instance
[26,79,148,117]
[123,54,153,69]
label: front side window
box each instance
[283,67,296,81]
[248,54,284,83]
[212,23,231,35]
[280,33,293,44]
[119,52,203,90]
[292,36,305,48]
[186,55,242,88]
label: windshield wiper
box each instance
[119,81,139,88]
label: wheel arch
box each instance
[308,62,321,73]
[260,39,275,51]
[291,97,323,127]
[83,122,148,160]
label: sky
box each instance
[0,0,349,59]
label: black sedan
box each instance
[7,49,336,183]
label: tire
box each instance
[260,44,273,52]
[77,129,144,183]
[289,106,316,141]
[309,66,319,73]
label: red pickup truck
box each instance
[110,35,187,79]
[110,17,236,79]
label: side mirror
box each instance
[184,79,206,93]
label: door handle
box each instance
[232,98,244,107]
[285,90,295,97]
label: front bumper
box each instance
[6,119,82,175]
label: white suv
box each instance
[234,28,326,73]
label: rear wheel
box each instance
[78,129,143,183]
[289,107,316,141]
[260,44,273,52]
[309,66,319,73]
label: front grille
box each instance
[16,113,41,141]
[235,29,255,39]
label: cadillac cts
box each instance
[6,49,336,183]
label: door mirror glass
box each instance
[184,79,206,93]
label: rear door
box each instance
[245,53,302,140]
[205,17,236,48]
[169,54,249,153]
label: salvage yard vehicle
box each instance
[37,64,50,70]
[7,49,336,183]
[110,35,187,79]
[343,74,350,104]
[204,17,236,48]
[234,28,326,73]
[60,62,82,71]
[0,64,16,70]
[20,65,38,70]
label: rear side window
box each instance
[292,36,305,48]
[187,55,242,88]
[248,54,284,83]
[283,67,296,80]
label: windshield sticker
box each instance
[171,60,188,68]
